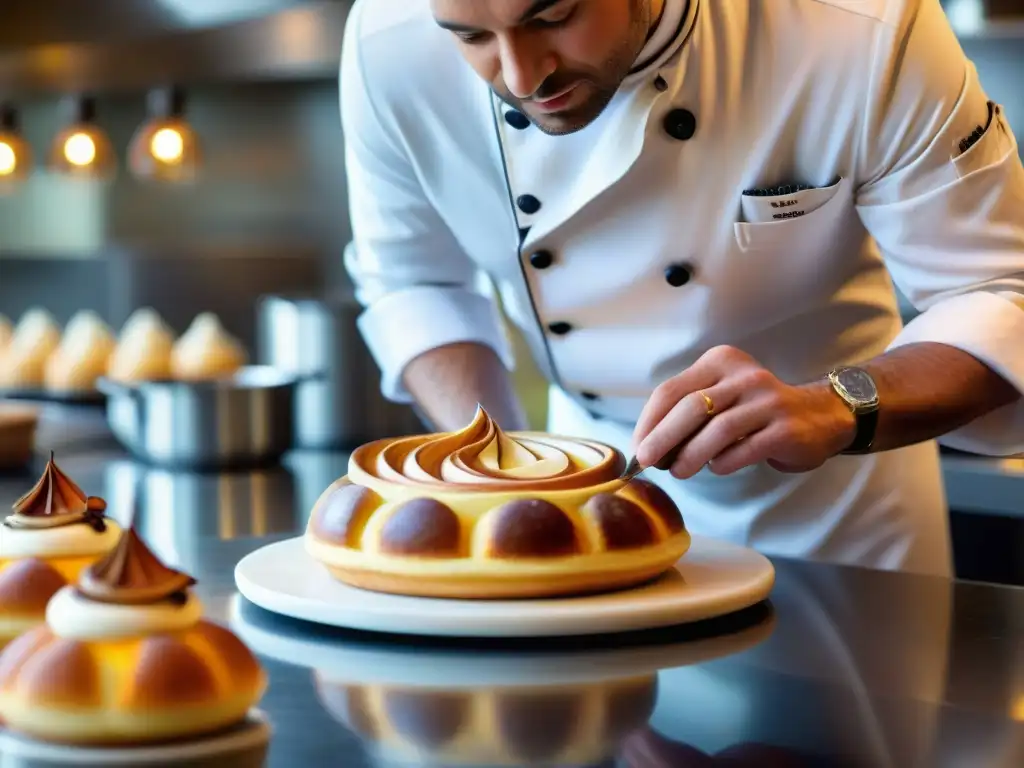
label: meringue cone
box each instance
[44,310,116,392]
[170,312,247,381]
[77,525,195,605]
[0,309,62,389]
[107,308,175,383]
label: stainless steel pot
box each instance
[257,294,424,449]
[96,366,299,471]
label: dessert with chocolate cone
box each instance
[0,454,120,643]
[0,524,267,745]
[306,406,691,599]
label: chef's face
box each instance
[432,0,658,135]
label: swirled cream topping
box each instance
[48,526,200,640]
[351,406,624,492]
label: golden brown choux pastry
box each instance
[0,524,267,745]
[0,454,120,645]
[0,309,61,389]
[305,406,690,599]
[170,312,247,381]
[107,308,175,383]
[44,310,116,392]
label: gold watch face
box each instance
[834,368,878,407]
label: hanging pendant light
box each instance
[0,103,33,191]
[48,95,117,179]
[128,86,202,184]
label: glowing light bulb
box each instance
[150,127,184,164]
[63,132,97,167]
[0,142,16,176]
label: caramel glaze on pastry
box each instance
[305,406,690,599]
[0,454,120,643]
[315,674,657,766]
[0,525,267,745]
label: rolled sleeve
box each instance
[339,4,513,403]
[855,0,1024,455]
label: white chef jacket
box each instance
[339,0,1024,577]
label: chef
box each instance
[339,0,1024,577]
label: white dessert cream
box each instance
[46,526,201,641]
[0,309,62,388]
[44,310,116,392]
[170,312,247,380]
[107,307,176,382]
[0,455,121,641]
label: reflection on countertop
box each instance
[1,448,1024,765]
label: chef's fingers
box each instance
[632,366,723,454]
[668,403,770,479]
[635,383,737,468]
[706,425,778,476]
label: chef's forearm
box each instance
[402,342,529,433]
[815,342,1020,453]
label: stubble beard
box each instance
[494,0,656,136]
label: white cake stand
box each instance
[234,535,775,638]
[0,709,271,766]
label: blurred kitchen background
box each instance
[0,0,1021,581]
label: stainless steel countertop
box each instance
[1,446,1024,767]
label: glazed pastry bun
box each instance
[305,406,690,599]
[0,309,62,389]
[0,525,267,745]
[44,310,116,392]
[170,312,247,381]
[318,675,657,766]
[0,454,120,644]
[107,307,176,382]
[0,314,12,352]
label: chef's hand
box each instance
[632,346,856,478]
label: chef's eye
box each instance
[532,4,578,28]
[455,31,491,45]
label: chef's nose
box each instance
[498,34,556,100]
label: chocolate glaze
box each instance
[6,453,107,532]
[583,494,658,550]
[311,482,381,547]
[379,499,461,557]
[488,499,578,558]
[621,479,685,534]
[77,527,196,606]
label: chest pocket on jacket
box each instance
[952,103,1016,180]
[733,177,851,254]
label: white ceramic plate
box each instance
[0,710,270,766]
[228,593,776,688]
[234,535,775,638]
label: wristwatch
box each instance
[827,367,880,455]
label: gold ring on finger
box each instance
[698,390,715,417]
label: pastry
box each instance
[305,406,690,599]
[107,307,175,382]
[0,524,267,745]
[0,404,38,469]
[0,454,120,644]
[0,308,62,389]
[318,674,657,766]
[44,310,116,392]
[171,312,247,381]
[0,314,12,352]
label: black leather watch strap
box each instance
[842,407,879,455]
